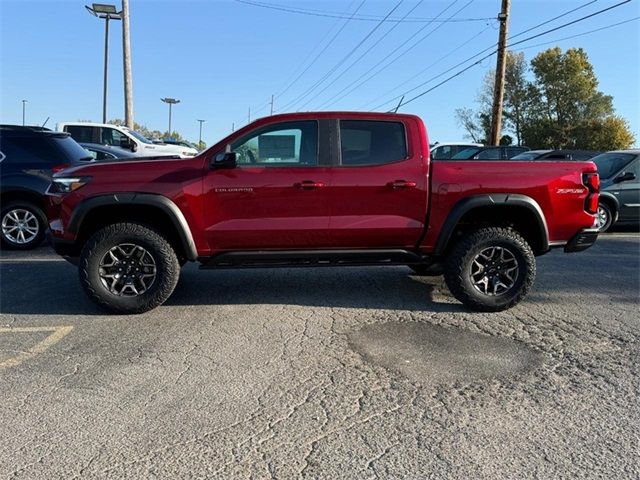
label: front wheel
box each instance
[444,227,535,312]
[1,201,46,250]
[79,223,180,314]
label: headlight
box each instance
[50,176,91,193]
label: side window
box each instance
[475,148,501,160]
[65,126,95,143]
[339,120,407,166]
[101,127,127,146]
[432,145,452,160]
[0,136,65,164]
[231,121,318,166]
[622,160,639,180]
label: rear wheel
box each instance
[79,223,180,314]
[1,201,46,250]
[444,227,535,312]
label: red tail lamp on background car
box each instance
[582,172,600,214]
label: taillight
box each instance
[583,172,600,214]
[52,163,70,173]
[582,172,600,192]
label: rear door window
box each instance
[339,120,407,166]
[65,125,96,143]
[0,136,66,165]
[475,148,501,160]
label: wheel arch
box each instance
[69,193,197,261]
[434,194,549,256]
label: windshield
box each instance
[123,127,154,144]
[592,152,637,179]
[511,151,547,160]
[452,147,481,159]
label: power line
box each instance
[296,0,428,111]
[366,0,623,111]
[315,0,476,110]
[392,0,632,111]
[232,0,363,126]
[278,0,405,113]
[515,16,640,50]
[233,0,493,23]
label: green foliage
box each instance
[457,48,635,150]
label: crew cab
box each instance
[46,112,600,314]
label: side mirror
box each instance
[120,137,137,152]
[210,151,237,170]
[614,171,636,183]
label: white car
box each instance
[57,122,198,158]
[429,142,483,160]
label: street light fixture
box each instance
[197,119,206,149]
[161,98,180,136]
[85,3,122,123]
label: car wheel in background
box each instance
[0,201,47,250]
[595,202,613,232]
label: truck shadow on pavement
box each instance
[0,258,462,315]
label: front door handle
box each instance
[387,180,417,189]
[294,180,325,190]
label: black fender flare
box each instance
[68,193,198,260]
[433,193,549,255]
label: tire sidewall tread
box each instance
[444,227,536,312]
[79,222,180,314]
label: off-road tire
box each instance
[79,223,180,314]
[444,227,535,312]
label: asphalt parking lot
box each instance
[1,232,638,479]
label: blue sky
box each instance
[1,0,638,146]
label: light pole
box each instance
[197,119,206,149]
[161,98,180,136]
[86,3,122,124]
[21,100,27,126]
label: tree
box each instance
[456,47,635,150]
[523,47,634,149]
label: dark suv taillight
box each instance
[582,172,600,214]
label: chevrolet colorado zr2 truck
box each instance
[46,112,600,314]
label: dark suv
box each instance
[0,125,92,249]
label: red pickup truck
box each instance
[46,112,599,314]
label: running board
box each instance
[200,249,427,269]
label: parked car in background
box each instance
[80,143,138,161]
[451,145,530,160]
[511,149,601,161]
[591,150,639,232]
[429,142,483,160]
[0,125,93,249]
[57,122,198,158]
[160,138,199,150]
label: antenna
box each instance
[393,96,404,113]
[41,117,50,128]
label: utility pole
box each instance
[161,97,180,136]
[21,100,27,126]
[232,122,235,132]
[197,119,206,149]
[270,94,274,115]
[122,0,134,128]
[489,0,510,146]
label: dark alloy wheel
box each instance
[80,223,180,314]
[444,227,535,312]
[1,201,46,250]
[595,202,613,232]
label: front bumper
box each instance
[564,228,599,253]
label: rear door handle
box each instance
[294,180,325,190]
[387,180,417,189]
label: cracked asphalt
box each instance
[0,232,638,479]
